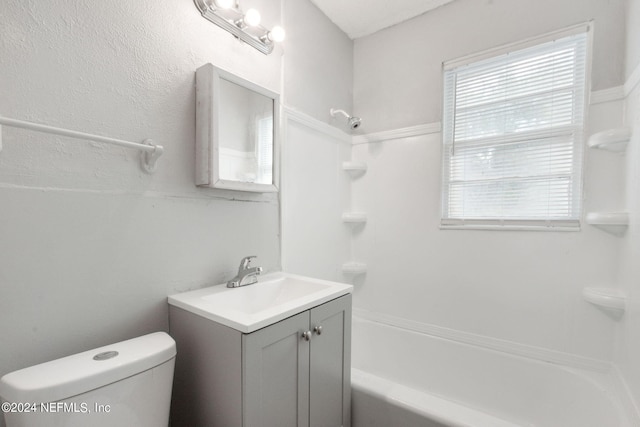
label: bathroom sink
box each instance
[168,272,353,333]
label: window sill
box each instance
[440,220,580,232]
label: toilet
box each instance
[0,332,176,427]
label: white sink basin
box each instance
[168,272,353,333]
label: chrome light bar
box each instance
[194,0,284,55]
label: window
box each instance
[441,25,590,230]
[256,115,273,184]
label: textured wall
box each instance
[0,0,282,378]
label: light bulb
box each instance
[214,0,234,9]
[244,8,261,27]
[268,25,286,42]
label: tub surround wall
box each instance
[0,2,352,424]
[279,0,354,282]
[351,0,626,364]
[281,113,352,281]
[616,0,640,412]
[624,0,640,80]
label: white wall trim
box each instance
[352,122,442,145]
[353,307,612,373]
[0,182,279,203]
[350,84,625,145]
[625,62,640,97]
[591,86,625,104]
[283,106,352,144]
[350,86,626,146]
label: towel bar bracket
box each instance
[141,139,164,173]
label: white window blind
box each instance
[441,29,589,229]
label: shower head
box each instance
[330,108,362,131]
[348,116,362,130]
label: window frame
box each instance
[440,22,593,231]
[255,114,274,185]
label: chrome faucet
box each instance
[226,256,263,288]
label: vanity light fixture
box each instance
[215,0,234,9]
[194,0,285,55]
[242,8,261,27]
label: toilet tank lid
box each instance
[0,332,176,403]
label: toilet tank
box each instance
[0,332,176,427]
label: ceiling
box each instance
[309,0,456,39]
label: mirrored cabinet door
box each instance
[195,63,279,192]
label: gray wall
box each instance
[0,0,352,417]
[354,0,626,134]
[283,0,354,124]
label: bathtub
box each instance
[351,313,638,427]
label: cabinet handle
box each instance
[301,331,312,341]
[313,326,323,335]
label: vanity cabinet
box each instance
[169,294,352,427]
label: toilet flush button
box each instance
[93,351,119,361]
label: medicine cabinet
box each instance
[195,63,279,192]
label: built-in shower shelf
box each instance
[342,262,367,275]
[588,127,631,152]
[342,161,367,175]
[585,212,628,235]
[583,287,626,312]
[342,212,368,224]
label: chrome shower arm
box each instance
[330,108,350,119]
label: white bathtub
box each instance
[351,314,638,427]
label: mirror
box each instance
[195,64,279,192]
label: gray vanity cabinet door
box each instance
[309,295,352,427]
[243,311,311,427]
